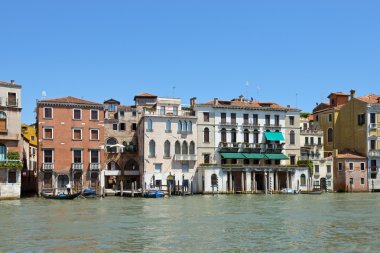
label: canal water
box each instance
[1,193,380,252]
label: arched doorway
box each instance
[57,175,69,189]
[320,177,327,191]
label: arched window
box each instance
[221,128,227,143]
[187,121,192,133]
[327,128,333,142]
[182,141,188,154]
[164,140,171,158]
[253,129,259,144]
[289,130,295,145]
[0,111,6,131]
[182,120,187,132]
[166,120,171,132]
[175,141,181,154]
[204,127,210,143]
[189,141,195,155]
[149,140,156,157]
[244,129,249,143]
[231,128,237,143]
[125,159,139,171]
[106,137,118,153]
[211,174,218,187]
[0,144,6,161]
[300,174,306,186]
[147,119,153,131]
[178,120,182,133]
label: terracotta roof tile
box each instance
[357,94,380,104]
[327,92,349,98]
[198,99,297,110]
[336,151,366,159]
[39,96,101,105]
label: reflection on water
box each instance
[1,194,380,252]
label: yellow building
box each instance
[21,123,37,146]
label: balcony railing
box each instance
[0,97,19,107]
[242,122,261,128]
[264,124,282,129]
[219,121,238,128]
[368,150,380,158]
[42,163,54,170]
[301,129,323,135]
[142,109,195,117]
[72,163,83,170]
[90,163,101,171]
[219,142,283,153]
[369,123,378,129]
[174,154,197,161]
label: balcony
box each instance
[369,123,378,130]
[174,154,197,161]
[264,124,282,130]
[142,109,195,117]
[242,122,261,129]
[42,163,54,170]
[90,163,101,171]
[301,129,323,136]
[219,121,238,128]
[72,163,83,171]
[1,98,19,107]
[241,143,261,153]
[368,150,380,158]
[219,142,239,152]
[264,144,283,154]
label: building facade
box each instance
[194,95,309,194]
[21,123,38,195]
[37,97,104,194]
[137,94,197,194]
[0,80,23,199]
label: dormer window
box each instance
[109,103,116,112]
[330,98,335,106]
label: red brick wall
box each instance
[334,158,368,192]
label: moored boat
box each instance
[41,191,82,200]
[300,190,323,195]
[280,188,299,194]
[82,188,97,198]
[144,189,165,198]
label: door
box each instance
[320,177,327,191]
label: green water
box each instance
[1,194,380,252]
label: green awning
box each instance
[264,132,285,141]
[265,154,289,160]
[242,153,265,159]
[220,153,245,159]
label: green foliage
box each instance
[199,163,218,167]
[221,164,243,167]
[297,160,314,176]
[0,161,23,169]
[300,112,310,118]
[7,152,20,160]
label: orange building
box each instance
[37,97,104,194]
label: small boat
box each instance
[41,191,82,200]
[280,188,299,194]
[300,190,323,195]
[82,188,97,198]
[144,189,165,198]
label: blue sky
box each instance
[1,1,379,124]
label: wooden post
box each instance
[120,180,123,197]
[131,182,135,197]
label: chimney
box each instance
[214,98,219,106]
[190,97,197,108]
[10,80,15,85]
[350,89,356,99]
[239,95,244,102]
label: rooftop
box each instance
[335,151,366,159]
[357,94,380,104]
[38,96,102,106]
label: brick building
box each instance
[37,97,104,194]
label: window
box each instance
[253,114,258,125]
[265,115,270,125]
[349,163,354,171]
[327,165,331,173]
[204,154,210,164]
[231,113,236,124]
[182,141,188,154]
[73,109,82,120]
[187,121,192,133]
[370,140,376,150]
[0,144,6,161]
[327,128,333,142]
[221,128,227,143]
[175,141,181,155]
[132,109,136,117]
[349,178,354,185]
[203,112,210,122]
[90,110,99,120]
[109,103,116,112]
[253,130,259,144]
[147,119,153,132]
[357,114,365,125]
[370,113,376,124]
[231,128,237,143]
[315,165,320,173]
[119,110,124,117]
[43,149,53,163]
[90,129,99,140]
[243,114,249,124]
[300,174,306,186]
[178,121,182,133]
[149,140,156,157]
[155,164,162,172]
[73,128,82,140]
[182,162,189,172]
[43,127,53,139]
[173,106,178,116]
[164,140,171,158]
[305,137,309,145]
[204,128,210,143]
[7,92,17,106]
[8,171,17,183]
[310,137,314,145]
[361,178,365,185]
[244,129,249,143]
[318,137,322,145]
[328,114,332,122]
[0,111,6,131]
[338,162,343,171]
[211,174,218,187]
[360,162,365,171]
[275,115,280,126]
[221,113,226,124]
[160,106,165,115]
[289,130,295,145]
[290,155,296,165]
[182,120,187,132]
[90,150,99,163]
[119,123,126,131]
[132,123,137,131]
[44,107,53,119]
[113,124,118,131]
[73,150,82,163]
[189,141,195,155]
[316,115,319,121]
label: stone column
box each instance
[229,171,233,193]
[286,171,289,189]
[253,172,256,193]
[275,171,279,191]
[246,171,252,192]
[241,172,245,192]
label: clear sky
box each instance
[1,1,379,124]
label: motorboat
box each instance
[144,189,165,198]
[280,188,299,194]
